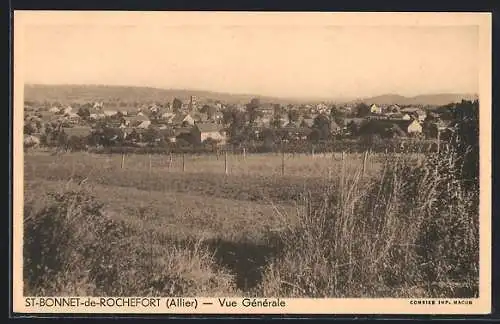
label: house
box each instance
[103,110,118,117]
[149,104,160,113]
[191,123,227,145]
[63,106,73,115]
[366,114,389,120]
[65,112,81,123]
[93,101,104,110]
[400,107,427,122]
[316,103,329,114]
[122,128,147,142]
[370,104,383,114]
[388,113,411,120]
[389,119,423,135]
[122,115,151,129]
[256,103,275,115]
[172,127,194,143]
[193,113,209,124]
[254,115,272,127]
[386,104,401,114]
[171,113,195,127]
[160,112,176,123]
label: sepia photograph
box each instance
[12,11,491,314]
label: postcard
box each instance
[12,11,492,315]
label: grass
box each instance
[23,143,478,298]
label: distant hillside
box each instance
[24,84,312,106]
[351,93,479,106]
[24,84,478,108]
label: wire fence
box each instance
[30,149,424,180]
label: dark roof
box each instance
[193,113,209,122]
[124,115,150,122]
[195,123,225,133]
[401,107,426,115]
[174,127,193,136]
[159,128,175,137]
[62,127,92,138]
[387,119,416,129]
[172,113,192,125]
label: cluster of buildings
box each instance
[24,95,445,148]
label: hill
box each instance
[352,93,479,106]
[24,84,478,107]
[24,84,312,106]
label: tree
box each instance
[77,106,91,119]
[329,105,339,118]
[451,99,479,186]
[24,122,37,135]
[203,137,220,152]
[67,136,88,151]
[308,128,321,143]
[288,109,300,123]
[246,98,262,123]
[143,127,164,146]
[355,102,370,117]
[172,98,183,113]
[347,121,361,136]
[312,114,331,140]
[201,105,218,120]
[261,128,276,150]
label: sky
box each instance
[19,12,481,100]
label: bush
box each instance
[259,133,479,297]
[24,185,238,296]
[24,187,110,295]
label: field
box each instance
[23,147,479,298]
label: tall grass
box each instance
[23,183,238,296]
[259,131,479,298]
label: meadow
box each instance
[23,145,479,298]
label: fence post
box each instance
[281,149,285,177]
[148,153,152,174]
[362,150,368,177]
[436,129,441,154]
[121,152,125,169]
[168,152,173,169]
[340,150,345,191]
[182,153,185,172]
[224,151,228,175]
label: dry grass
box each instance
[23,143,477,298]
[25,150,388,178]
[258,144,479,298]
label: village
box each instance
[23,94,451,153]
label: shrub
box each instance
[260,132,479,297]
[24,184,238,296]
